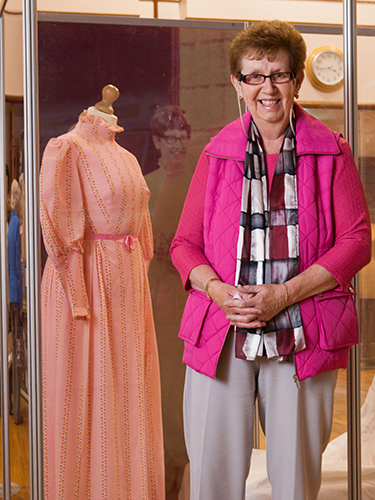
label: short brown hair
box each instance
[150,105,191,138]
[229,20,307,78]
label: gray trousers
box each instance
[184,332,337,500]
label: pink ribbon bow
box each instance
[85,232,137,252]
[123,235,134,252]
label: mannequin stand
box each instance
[0,483,21,497]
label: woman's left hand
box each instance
[226,283,286,329]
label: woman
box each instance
[171,20,371,500]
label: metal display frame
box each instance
[23,0,44,498]
[0,5,362,499]
[343,3,362,499]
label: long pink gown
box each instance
[40,111,165,499]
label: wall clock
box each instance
[306,46,344,92]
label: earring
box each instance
[289,105,296,135]
[295,91,299,99]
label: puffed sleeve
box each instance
[170,149,211,290]
[40,137,90,319]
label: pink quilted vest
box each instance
[178,104,363,381]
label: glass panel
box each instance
[5,96,30,498]
[37,17,241,500]
[37,17,372,500]
[358,33,375,500]
[286,29,354,498]
[306,31,375,497]
[304,97,350,497]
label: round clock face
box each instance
[307,46,344,92]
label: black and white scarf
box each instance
[235,118,305,361]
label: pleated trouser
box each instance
[184,332,337,500]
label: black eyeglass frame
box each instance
[239,71,296,85]
[157,133,190,145]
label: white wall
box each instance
[5,0,21,11]
[4,10,23,97]
[186,0,342,24]
[37,0,139,16]
[138,1,183,19]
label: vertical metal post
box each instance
[344,0,358,157]
[347,344,362,500]
[0,6,11,500]
[22,0,44,498]
[343,1,362,499]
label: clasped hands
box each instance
[208,282,286,329]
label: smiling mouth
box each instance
[260,99,280,106]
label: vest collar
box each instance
[206,102,341,161]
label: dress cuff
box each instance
[72,307,90,319]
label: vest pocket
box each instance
[178,290,211,346]
[315,289,358,350]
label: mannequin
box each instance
[40,85,165,499]
[87,84,119,126]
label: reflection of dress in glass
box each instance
[40,111,164,499]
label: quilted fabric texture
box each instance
[179,290,212,346]
[316,291,358,350]
[172,104,370,381]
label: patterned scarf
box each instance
[235,118,305,361]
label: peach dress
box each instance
[40,111,165,499]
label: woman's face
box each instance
[152,129,189,168]
[231,49,304,137]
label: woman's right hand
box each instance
[188,264,266,328]
[206,280,240,312]
[208,280,266,329]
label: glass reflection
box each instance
[38,19,240,500]
[306,100,375,497]
[4,97,30,498]
[358,34,375,497]
[146,105,194,498]
[35,17,375,499]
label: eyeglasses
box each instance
[239,72,296,85]
[160,134,189,145]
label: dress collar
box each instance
[206,103,341,161]
[76,110,124,141]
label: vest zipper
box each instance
[293,374,301,389]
